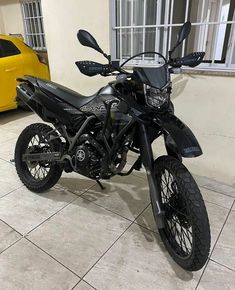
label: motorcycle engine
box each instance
[68,132,128,179]
[73,143,102,179]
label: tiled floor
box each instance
[0,110,234,290]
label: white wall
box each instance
[0,5,5,33]
[0,0,24,37]
[153,73,235,186]
[41,0,112,95]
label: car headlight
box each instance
[144,83,171,109]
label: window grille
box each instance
[21,0,46,51]
[111,0,235,71]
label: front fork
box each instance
[138,123,165,229]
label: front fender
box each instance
[154,113,202,158]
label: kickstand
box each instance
[96,180,106,190]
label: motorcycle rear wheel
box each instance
[153,155,210,271]
[15,123,63,193]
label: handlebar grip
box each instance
[170,52,205,68]
[76,61,110,76]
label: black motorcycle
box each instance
[15,22,210,271]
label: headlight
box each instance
[144,83,171,109]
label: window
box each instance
[21,0,46,51]
[111,0,235,71]
[0,39,21,58]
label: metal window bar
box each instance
[155,0,162,63]
[199,0,206,52]
[114,20,235,29]
[181,0,189,57]
[119,0,123,62]
[211,0,223,66]
[228,22,235,66]
[162,0,170,57]
[35,0,43,50]
[168,0,174,52]
[142,0,146,61]
[31,2,37,48]
[130,0,134,57]
[112,0,235,71]
[27,2,35,48]
[21,0,46,51]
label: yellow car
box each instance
[0,35,50,112]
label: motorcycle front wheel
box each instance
[153,155,211,271]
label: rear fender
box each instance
[154,113,202,158]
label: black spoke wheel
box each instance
[15,123,63,193]
[153,156,210,271]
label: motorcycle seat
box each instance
[35,77,98,108]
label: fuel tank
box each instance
[80,85,132,135]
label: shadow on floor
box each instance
[0,109,33,125]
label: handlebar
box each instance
[76,51,205,77]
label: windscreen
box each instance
[134,64,170,89]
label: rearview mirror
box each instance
[178,21,191,44]
[169,21,191,57]
[77,30,103,54]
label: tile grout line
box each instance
[81,223,133,281]
[71,279,98,290]
[0,158,15,166]
[0,236,24,256]
[0,194,81,257]
[9,182,96,237]
[203,198,235,211]
[209,258,235,272]
[0,184,25,200]
[80,279,98,290]
[195,199,235,289]
[25,237,82,280]
[24,182,98,236]
[0,183,95,240]
[25,195,79,236]
[80,191,159,236]
[200,184,235,199]
[0,218,23,237]
[0,185,102,282]
[80,202,151,282]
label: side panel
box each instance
[16,83,84,125]
[154,113,202,158]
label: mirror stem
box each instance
[103,53,111,62]
[169,50,172,60]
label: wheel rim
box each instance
[25,134,51,181]
[160,169,193,258]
